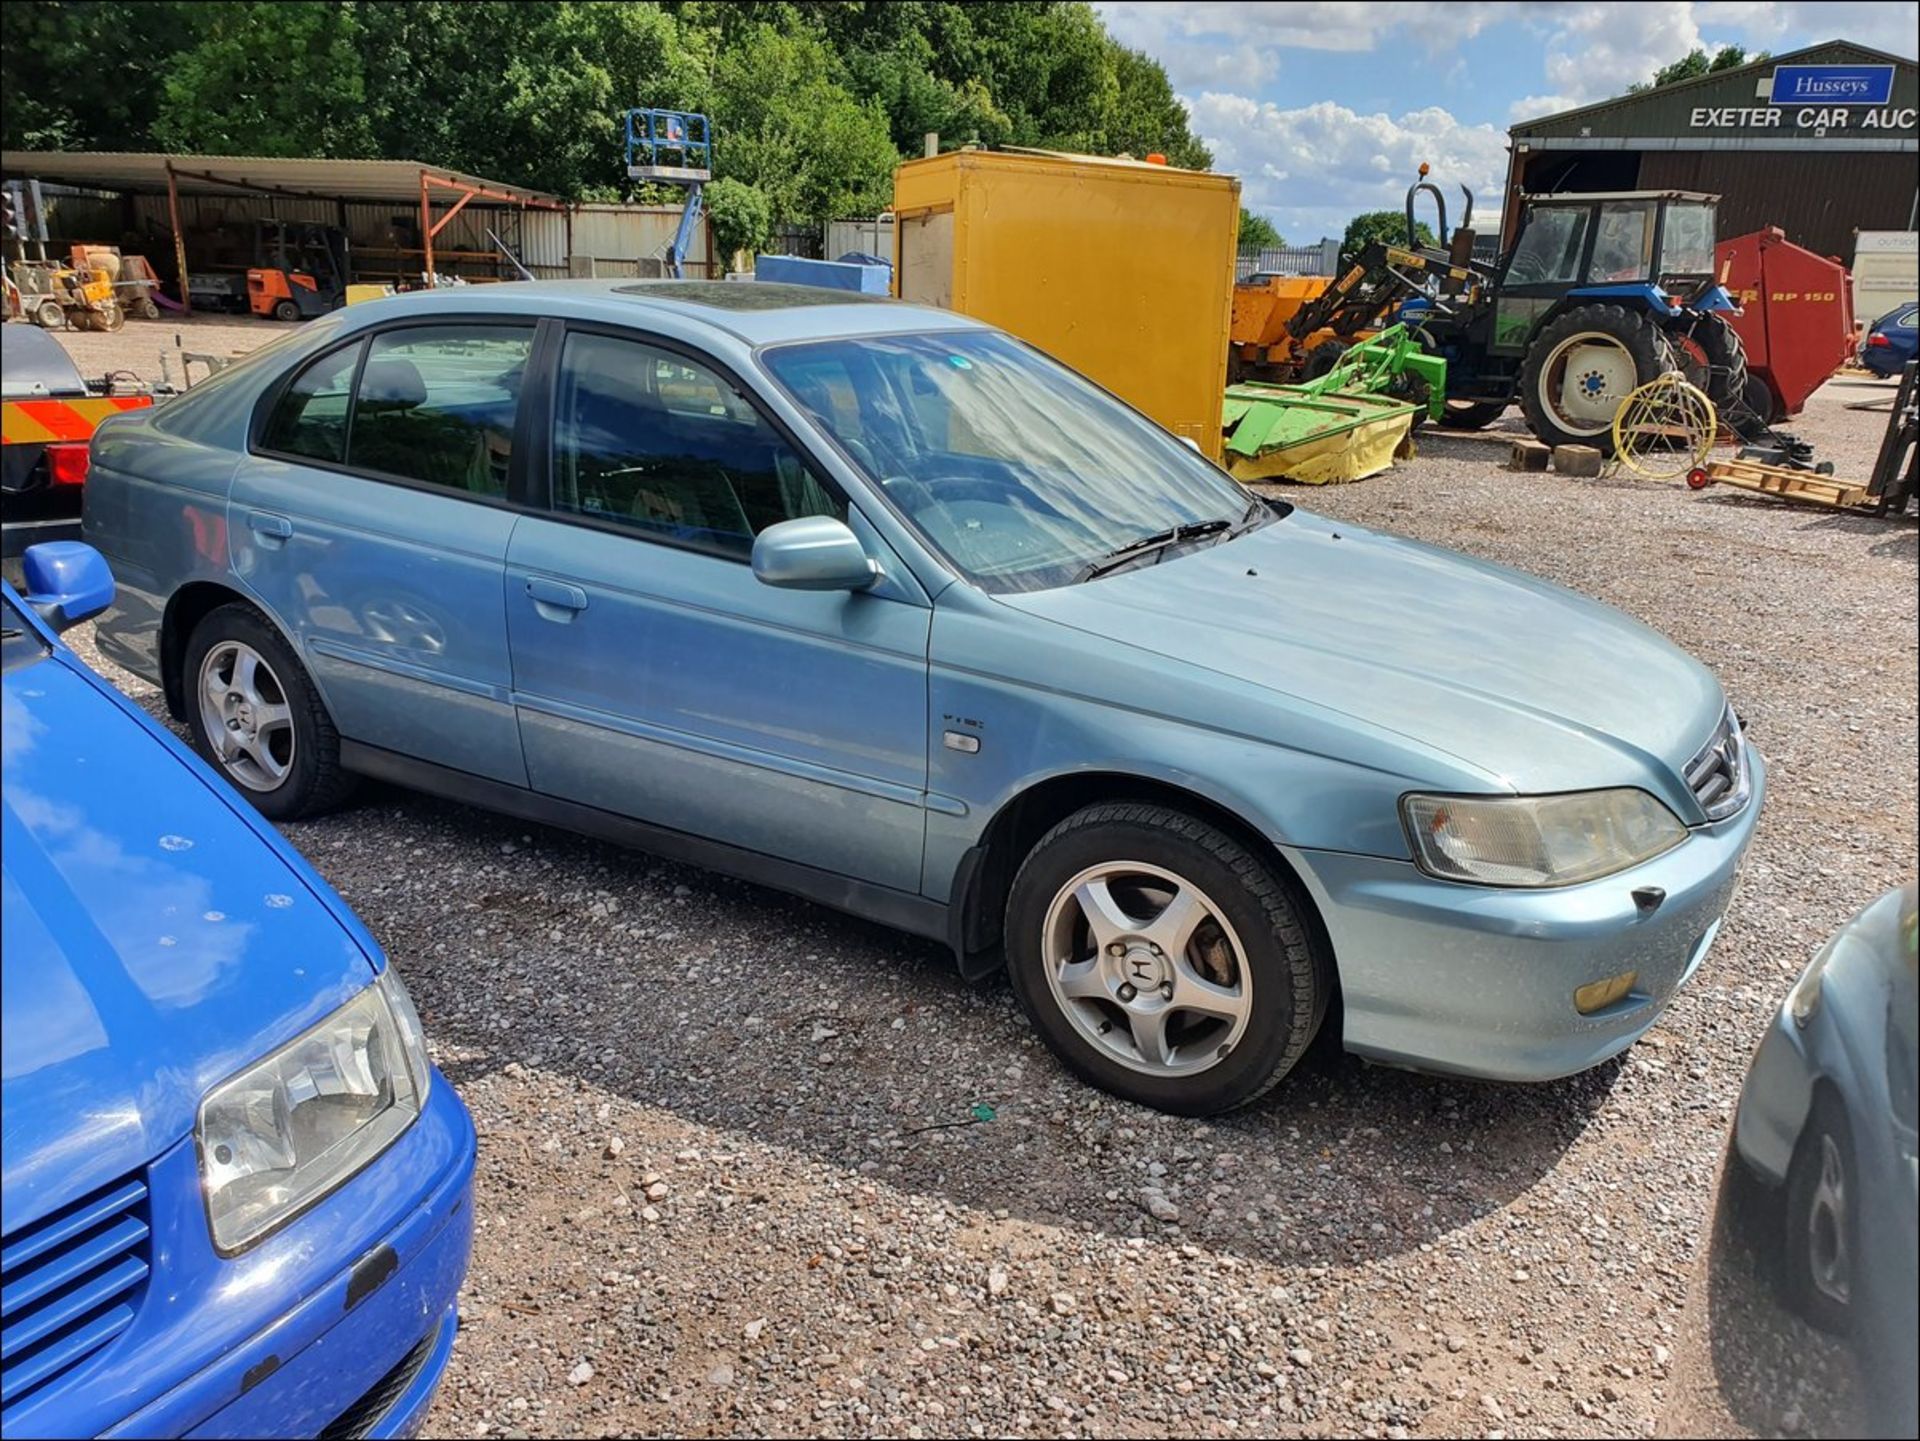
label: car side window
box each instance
[552,331,844,556]
[260,341,363,464]
[345,325,534,498]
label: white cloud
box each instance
[1530,1,1919,108]
[1098,1,1506,85]
[1187,92,1510,241]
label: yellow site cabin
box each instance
[891,149,1240,461]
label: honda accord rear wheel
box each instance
[183,603,357,819]
[1006,802,1330,1115]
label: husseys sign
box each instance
[1689,63,1915,132]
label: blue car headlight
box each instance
[1400,789,1687,887]
[197,969,431,1253]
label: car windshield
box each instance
[760,331,1263,593]
[2,592,50,673]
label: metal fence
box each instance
[1235,239,1340,279]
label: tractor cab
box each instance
[1491,191,1723,353]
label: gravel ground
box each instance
[45,317,1920,1438]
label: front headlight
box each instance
[198,969,430,1253]
[1401,789,1687,887]
[1785,936,1839,1028]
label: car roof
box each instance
[335,279,988,347]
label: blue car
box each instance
[85,281,1763,1115]
[2,543,475,1437]
[1859,303,1918,378]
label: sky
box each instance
[1094,1,1920,243]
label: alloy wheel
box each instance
[1806,1132,1852,1307]
[197,640,295,792]
[1041,861,1252,1078]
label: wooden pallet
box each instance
[1701,458,1870,510]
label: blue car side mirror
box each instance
[22,541,116,633]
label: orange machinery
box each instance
[1228,273,1361,382]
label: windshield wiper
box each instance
[1074,518,1231,583]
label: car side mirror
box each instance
[21,540,116,633]
[751,516,879,592]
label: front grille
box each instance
[0,1174,151,1413]
[1685,706,1750,821]
[319,1322,442,1440]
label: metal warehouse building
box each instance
[1505,41,1917,261]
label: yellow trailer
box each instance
[891,149,1239,460]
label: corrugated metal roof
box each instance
[1510,40,1918,136]
[0,151,562,207]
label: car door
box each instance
[228,319,537,785]
[504,325,932,892]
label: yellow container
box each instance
[892,150,1240,459]
[346,283,396,306]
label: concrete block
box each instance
[1552,444,1605,477]
[1509,439,1551,472]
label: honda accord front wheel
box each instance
[1005,802,1331,1115]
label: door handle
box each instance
[247,511,293,542]
[526,576,588,622]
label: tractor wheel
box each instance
[272,299,301,322]
[1301,339,1349,381]
[1437,399,1508,431]
[32,300,65,329]
[97,301,125,332]
[1668,312,1750,422]
[1519,304,1670,453]
[1738,372,1778,428]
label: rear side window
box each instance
[345,325,534,497]
[261,341,363,463]
[551,331,842,555]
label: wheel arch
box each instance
[950,769,1337,990]
[160,580,306,720]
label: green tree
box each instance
[1340,210,1434,266]
[1,1,197,151]
[155,1,374,156]
[1627,44,1763,94]
[711,23,897,226]
[705,176,773,260]
[1238,210,1284,250]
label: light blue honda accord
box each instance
[82,280,1762,1115]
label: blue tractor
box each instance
[1289,173,1749,453]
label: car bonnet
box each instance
[1,651,377,1234]
[998,508,1728,805]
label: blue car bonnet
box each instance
[2,616,379,1235]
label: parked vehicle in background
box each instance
[2,542,475,1437]
[85,281,1762,1115]
[1859,304,1919,379]
[1733,881,1918,1435]
[1,326,152,576]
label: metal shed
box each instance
[0,151,720,310]
[1505,42,1917,261]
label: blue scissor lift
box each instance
[624,109,711,279]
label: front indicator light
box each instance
[1574,970,1639,1015]
[198,969,429,1253]
[1401,789,1687,888]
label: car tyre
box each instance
[1781,1089,1858,1335]
[1004,802,1331,1115]
[182,603,357,820]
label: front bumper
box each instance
[1287,748,1766,1082]
[9,1070,475,1440]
